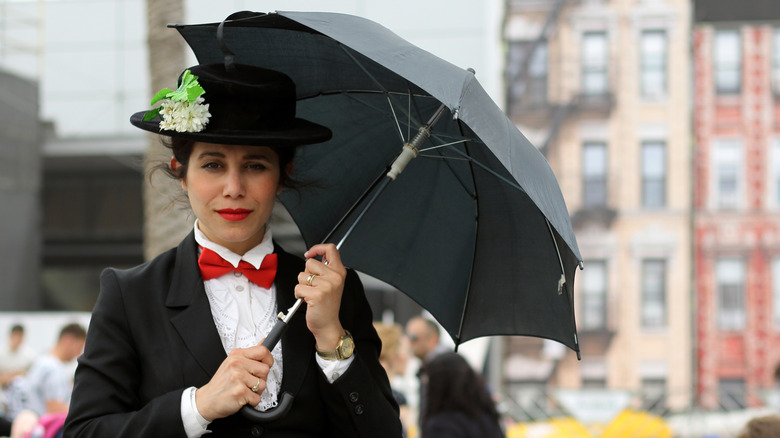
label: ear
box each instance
[171,157,187,192]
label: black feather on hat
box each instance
[130,63,332,146]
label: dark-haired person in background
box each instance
[420,352,503,438]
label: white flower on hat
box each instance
[143,69,211,133]
[158,97,211,133]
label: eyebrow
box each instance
[196,151,274,161]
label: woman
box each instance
[420,353,503,438]
[63,63,402,437]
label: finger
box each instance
[233,345,274,367]
[300,271,324,287]
[304,244,343,268]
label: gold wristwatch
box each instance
[316,331,355,360]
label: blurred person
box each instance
[405,317,448,364]
[6,410,38,438]
[420,352,503,438]
[374,322,412,437]
[737,414,780,438]
[405,316,450,427]
[16,323,86,416]
[0,325,36,388]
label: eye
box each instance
[201,161,221,170]
[247,162,269,170]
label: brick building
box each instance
[692,0,780,409]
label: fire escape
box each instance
[502,0,617,420]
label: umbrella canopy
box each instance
[172,11,583,353]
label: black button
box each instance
[354,404,364,415]
[349,392,359,403]
[250,425,263,437]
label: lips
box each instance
[217,208,252,221]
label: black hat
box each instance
[130,63,332,146]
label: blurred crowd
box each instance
[2,317,779,438]
[0,323,86,438]
[0,316,505,438]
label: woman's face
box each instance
[178,142,283,255]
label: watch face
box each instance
[339,334,355,358]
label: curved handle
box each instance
[238,316,293,422]
[240,392,295,422]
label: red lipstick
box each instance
[217,208,252,221]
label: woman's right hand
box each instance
[194,343,274,421]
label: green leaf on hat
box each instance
[142,107,162,122]
[150,88,174,106]
[168,70,205,103]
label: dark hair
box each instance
[59,323,87,340]
[421,352,499,423]
[738,415,780,438]
[10,324,23,334]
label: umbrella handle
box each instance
[237,298,304,422]
[240,393,295,423]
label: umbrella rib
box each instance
[446,147,527,194]
[419,140,474,152]
[385,94,406,143]
[337,44,423,142]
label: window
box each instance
[773,29,780,95]
[773,258,780,327]
[507,40,549,107]
[714,30,741,95]
[719,378,746,410]
[581,260,607,330]
[772,138,780,208]
[641,259,667,328]
[716,258,745,331]
[712,140,742,210]
[641,141,666,208]
[583,142,607,207]
[640,30,667,98]
[641,378,667,413]
[582,31,609,95]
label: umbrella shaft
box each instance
[387,103,448,180]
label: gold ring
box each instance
[251,378,261,393]
[306,273,318,287]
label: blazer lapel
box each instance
[167,232,227,378]
[274,245,314,396]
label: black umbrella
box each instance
[172,10,584,420]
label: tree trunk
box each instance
[142,0,190,260]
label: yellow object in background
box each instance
[600,410,672,438]
[507,417,593,438]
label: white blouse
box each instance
[194,222,283,412]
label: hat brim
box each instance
[130,111,332,146]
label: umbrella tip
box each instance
[467,67,476,75]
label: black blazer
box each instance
[64,232,401,438]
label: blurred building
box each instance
[504,0,693,419]
[692,0,780,410]
[0,67,44,309]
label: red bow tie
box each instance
[198,247,278,289]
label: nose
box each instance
[222,168,246,198]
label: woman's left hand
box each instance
[296,243,347,351]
